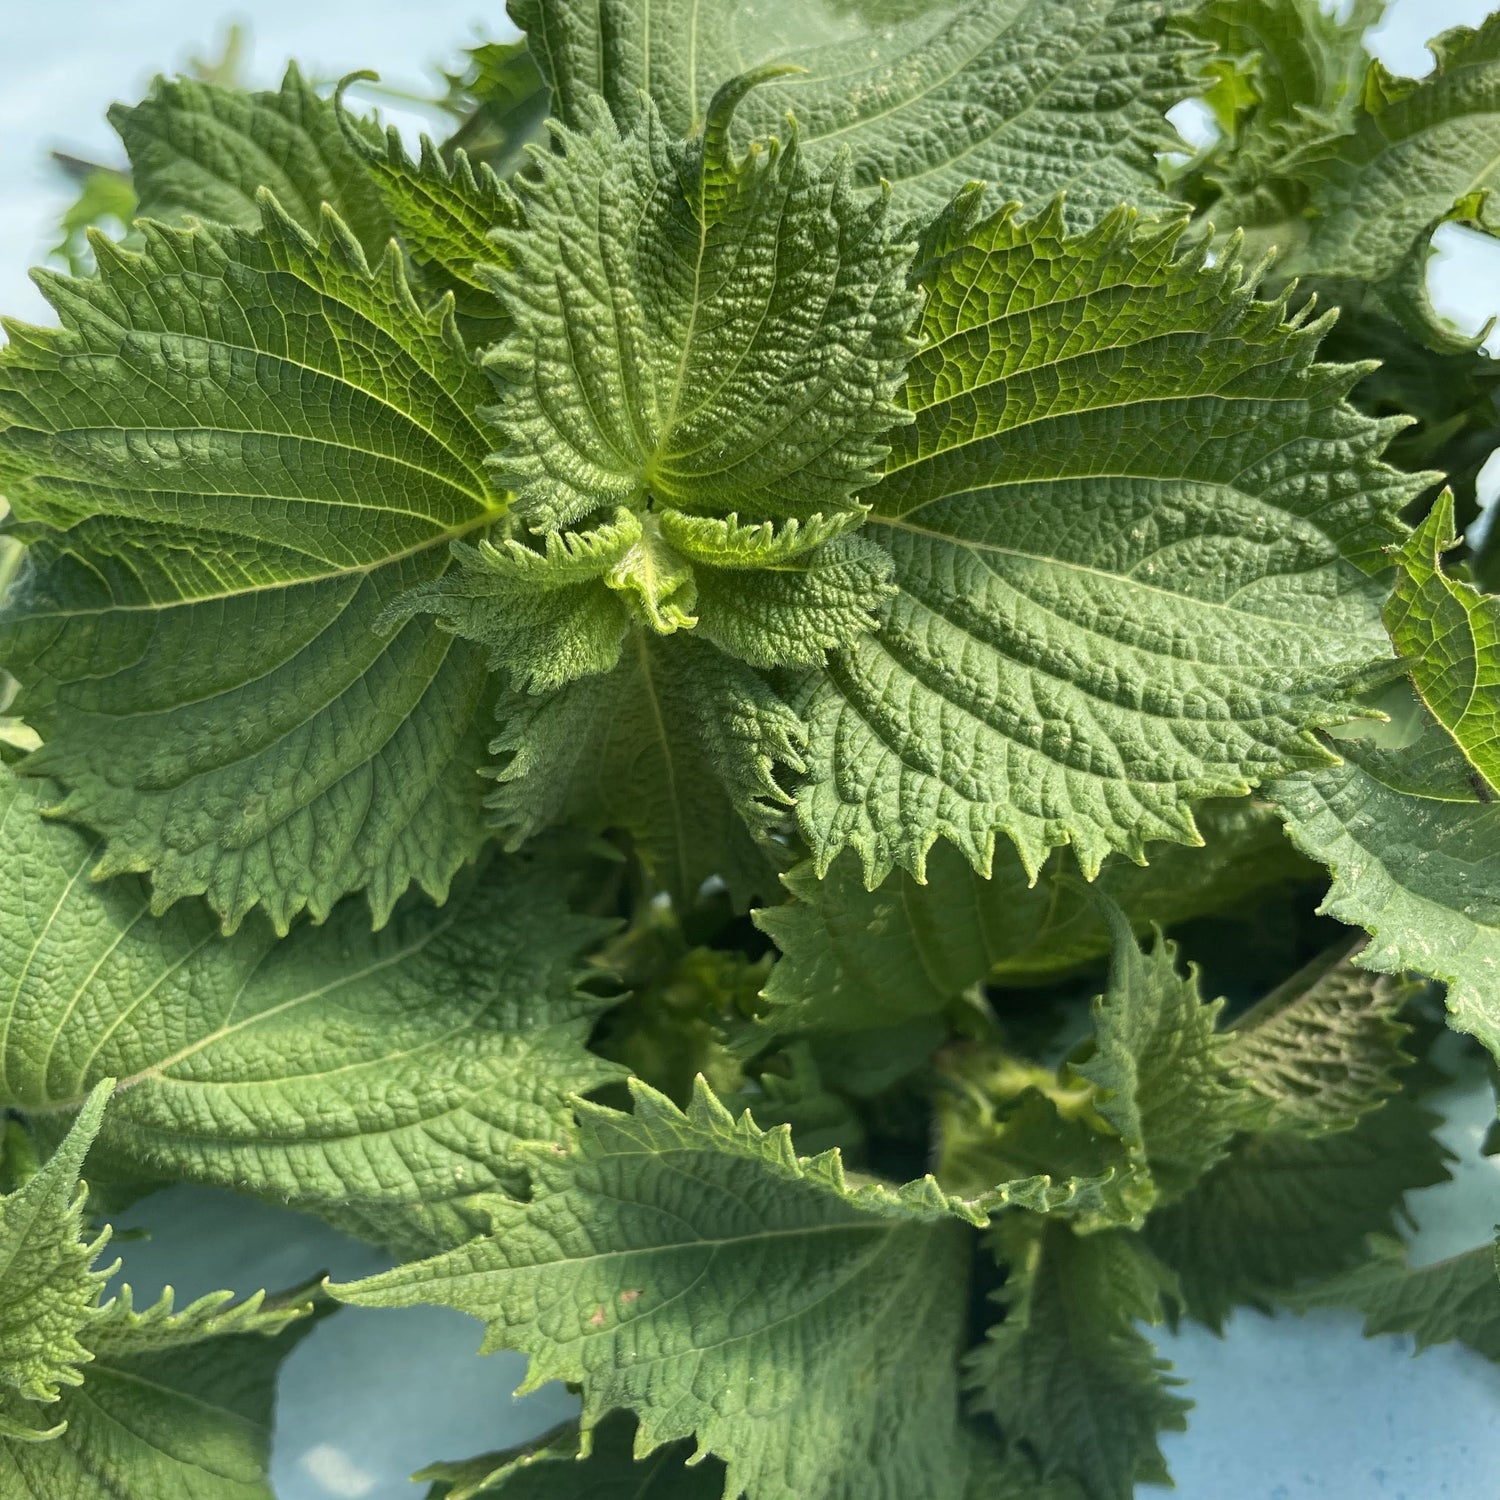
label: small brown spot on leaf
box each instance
[589,1306,607,1327]
[619,1288,643,1305]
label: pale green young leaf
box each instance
[336,84,522,344]
[1386,490,1500,795]
[1287,1234,1500,1362]
[337,1078,997,1500]
[482,91,917,533]
[512,0,1202,221]
[0,772,622,1260]
[1221,945,1414,1135]
[1271,708,1500,1062]
[484,633,803,907]
[110,65,392,259]
[797,195,1422,886]
[963,1218,1189,1500]
[0,200,508,932]
[757,799,1309,1033]
[0,1081,112,1426]
[1,1281,317,1500]
[1144,1097,1452,1329]
[1069,903,1239,1204]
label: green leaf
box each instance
[1221,945,1414,1135]
[482,89,917,534]
[1286,1233,1500,1362]
[336,82,523,345]
[757,799,1310,1033]
[1284,16,1500,339]
[1144,1096,1452,1330]
[963,1218,1189,1500]
[1386,490,1500,795]
[110,65,393,260]
[1069,902,1238,1205]
[336,1078,994,1500]
[484,632,803,907]
[796,195,1422,886]
[0,198,508,932]
[513,0,1202,221]
[1,1281,318,1499]
[1271,707,1500,1062]
[0,1081,112,1429]
[440,40,550,181]
[418,1412,724,1500]
[0,771,622,1260]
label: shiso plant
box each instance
[1,1,1499,1495]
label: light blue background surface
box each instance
[1,2,1499,1496]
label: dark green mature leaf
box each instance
[796,195,1421,885]
[0,200,507,932]
[1282,16,1500,342]
[337,1079,1000,1500]
[419,1412,724,1500]
[1271,708,1500,1062]
[758,800,1308,1034]
[485,632,802,907]
[111,65,392,259]
[483,90,917,534]
[1287,1234,1500,1362]
[1070,904,1238,1205]
[512,0,1202,221]
[1222,945,1414,1135]
[964,1218,1188,1500]
[1145,1097,1452,1329]
[1386,490,1500,795]
[0,1082,112,1435]
[0,772,621,1259]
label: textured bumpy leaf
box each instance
[1287,1234,1500,1363]
[760,800,1308,1032]
[797,196,1419,884]
[512,0,1201,221]
[109,66,392,258]
[337,84,522,344]
[1144,1097,1451,1329]
[485,633,802,908]
[483,91,917,533]
[1221,945,1413,1135]
[1285,17,1500,323]
[1,1284,317,1499]
[1386,491,1500,795]
[964,1219,1188,1500]
[0,200,507,931]
[0,1082,112,1431]
[1070,904,1238,1205]
[1271,710,1500,1061]
[338,1079,993,1500]
[0,772,621,1258]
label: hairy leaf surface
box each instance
[339,1079,994,1500]
[797,196,1418,884]
[0,773,620,1258]
[0,201,508,931]
[512,0,1200,220]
